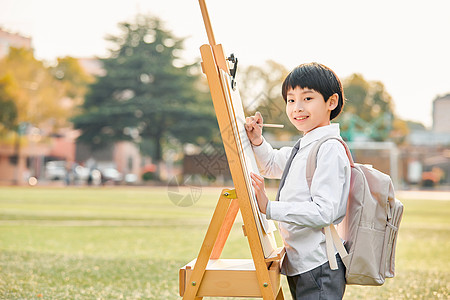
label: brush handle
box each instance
[263,124,284,128]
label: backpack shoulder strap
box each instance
[305,135,353,270]
[306,135,354,189]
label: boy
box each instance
[245,62,350,299]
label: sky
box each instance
[1,0,449,128]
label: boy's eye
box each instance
[287,99,295,103]
[305,97,312,101]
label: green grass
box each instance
[0,186,448,299]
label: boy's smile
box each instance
[286,86,337,134]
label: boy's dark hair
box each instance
[282,62,345,120]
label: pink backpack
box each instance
[306,136,404,285]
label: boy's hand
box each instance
[250,172,269,214]
[245,112,263,146]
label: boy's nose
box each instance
[294,104,304,112]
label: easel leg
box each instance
[210,198,239,259]
[276,287,285,300]
[182,189,235,299]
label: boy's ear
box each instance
[327,93,339,110]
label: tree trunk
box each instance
[154,126,164,181]
[13,130,21,185]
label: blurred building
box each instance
[0,30,143,185]
[409,94,450,145]
[402,93,450,188]
[0,28,32,58]
[75,141,142,184]
[433,94,450,133]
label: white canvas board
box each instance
[219,71,278,257]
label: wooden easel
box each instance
[179,1,285,299]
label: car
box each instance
[74,165,90,181]
[101,168,123,183]
[124,173,138,184]
[44,161,67,181]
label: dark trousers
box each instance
[287,255,346,300]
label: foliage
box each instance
[238,60,295,138]
[390,118,410,144]
[0,48,71,130]
[51,56,94,106]
[339,74,397,141]
[0,48,91,138]
[0,74,18,134]
[0,187,448,299]
[239,60,289,105]
[141,171,155,181]
[73,14,217,163]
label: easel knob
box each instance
[223,189,237,199]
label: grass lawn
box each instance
[0,186,448,299]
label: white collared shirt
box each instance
[252,123,350,276]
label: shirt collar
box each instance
[299,123,341,149]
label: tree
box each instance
[339,74,396,141]
[0,74,18,135]
[73,14,217,174]
[51,56,94,107]
[238,60,295,138]
[0,48,90,184]
[0,47,71,130]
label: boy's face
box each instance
[285,86,335,134]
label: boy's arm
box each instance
[267,141,350,227]
[245,112,291,178]
[252,138,291,179]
